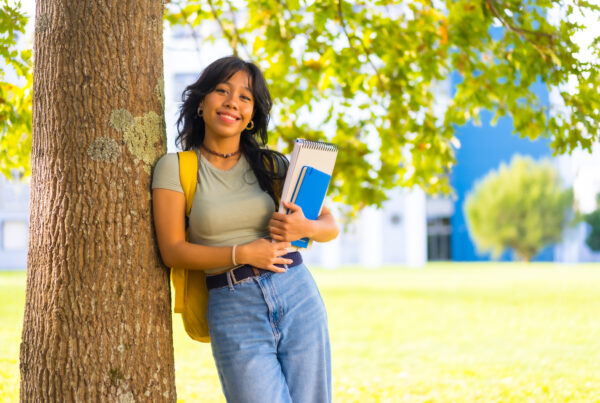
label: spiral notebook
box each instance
[279,139,338,249]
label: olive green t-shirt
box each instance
[152,151,275,274]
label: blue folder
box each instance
[289,166,331,248]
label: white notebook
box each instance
[279,139,338,213]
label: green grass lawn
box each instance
[2,263,600,402]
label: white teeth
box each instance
[219,113,237,121]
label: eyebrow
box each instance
[220,81,253,93]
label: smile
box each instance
[217,112,240,122]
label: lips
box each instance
[217,112,240,122]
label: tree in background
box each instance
[0,0,31,178]
[164,0,600,212]
[583,194,600,252]
[465,155,573,261]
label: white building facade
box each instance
[1,21,599,269]
[0,175,29,269]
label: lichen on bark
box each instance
[87,137,121,163]
[35,14,49,33]
[122,111,163,174]
[155,77,165,110]
[109,109,134,133]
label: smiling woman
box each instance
[151,56,339,403]
[198,71,255,158]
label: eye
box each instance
[215,87,227,94]
[241,95,252,101]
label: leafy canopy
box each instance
[0,0,31,179]
[165,0,600,212]
[465,155,573,261]
[2,1,600,211]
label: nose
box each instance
[223,93,238,109]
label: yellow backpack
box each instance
[171,150,210,342]
[171,149,281,342]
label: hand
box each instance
[236,239,293,272]
[270,201,312,242]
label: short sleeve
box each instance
[152,153,183,193]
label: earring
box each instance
[197,105,203,117]
[246,120,254,131]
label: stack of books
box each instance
[279,139,338,248]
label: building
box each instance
[2,19,600,269]
[0,174,29,269]
[449,80,554,262]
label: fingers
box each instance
[275,241,291,251]
[279,256,293,265]
[271,212,286,221]
[277,244,293,266]
[272,241,291,254]
[248,240,291,272]
[267,243,292,271]
[270,227,286,241]
[269,218,284,231]
[270,214,301,240]
[266,257,293,273]
[283,201,301,212]
[270,205,306,242]
[273,202,304,220]
[267,265,287,273]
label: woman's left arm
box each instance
[269,201,339,243]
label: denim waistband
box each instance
[206,252,302,290]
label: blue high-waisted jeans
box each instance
[207,263,331,403]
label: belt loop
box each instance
[226,271,234,290]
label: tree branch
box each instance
[336,0,385,90]
[224,0,253,59]
[485,0,557,61]
[207,0,238,56]
[175,3,204,57]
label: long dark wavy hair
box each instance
[176,56,288,207]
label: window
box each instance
[427,217,451,261]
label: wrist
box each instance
[304,218,317,239]
[231,244,238,266]
[235,243,248,265]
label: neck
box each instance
[198,146,241,171]
[200,141,241,159]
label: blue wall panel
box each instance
[450,79,553,261]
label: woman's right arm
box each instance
[152,188,292,272]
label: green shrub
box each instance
[583,194,600,252]
[465,155,573,261]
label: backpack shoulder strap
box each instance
[178,150,198,216]
[172,150,198,314]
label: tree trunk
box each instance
[20,1,175,401]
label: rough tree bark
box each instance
[20,1,175,401]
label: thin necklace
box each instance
[200,143,241,158]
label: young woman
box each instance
[152,56,339,403]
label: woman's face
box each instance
[200,70,255,142]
